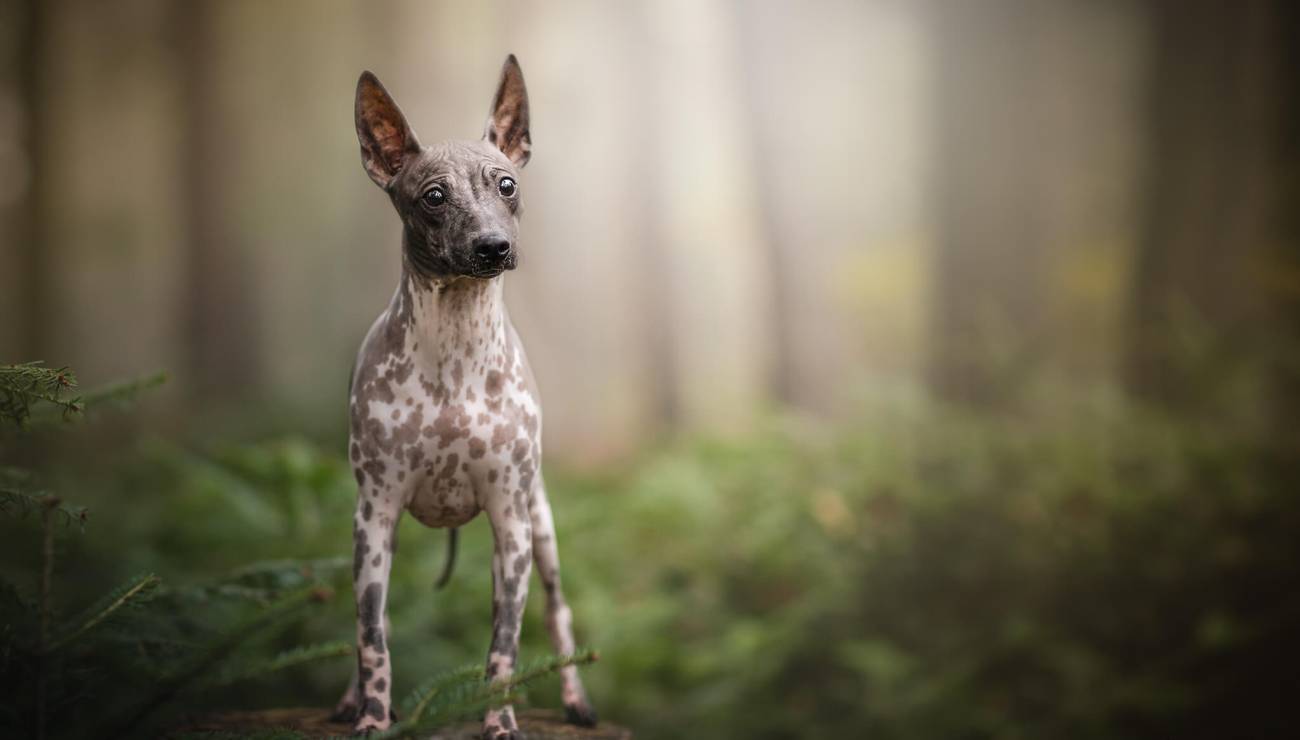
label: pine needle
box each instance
[0,361,81,428]
[105,584,331,737]
[49,573,161,652]
[199,641,353,689]
[377,650,599,738]
[79,370,168,410]
[0,488,89,530]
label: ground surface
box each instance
[173,707,632,739]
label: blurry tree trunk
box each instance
[928,0,1144,405]
[927,1,1054,405]
[10,0,50,361]
[1126,0,1297,423]
[179,0,259,399]
[10,0,187,387]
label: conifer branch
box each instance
[48,573,161,652]
[197,642,352,689]
[0,361,82,428]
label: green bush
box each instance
[5,377,1295,738]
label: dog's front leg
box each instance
[482,494,533,740]
[350,498,399,734]
[530,482,597,725]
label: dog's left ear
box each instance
[483,54,531,167]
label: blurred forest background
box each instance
[1,1,1298,739]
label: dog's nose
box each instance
[473,236,512,262]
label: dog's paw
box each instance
[352,722,389,736]
[481,710,519,740]
[352,714,393,735]
[328,703,359,724]
[565,699,599,727]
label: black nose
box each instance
[473,236,512,263]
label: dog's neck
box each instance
[397,268,509,369]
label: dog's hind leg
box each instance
[530,480,597,726]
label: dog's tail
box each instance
[434,527,459,589]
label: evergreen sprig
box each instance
[0,362,81,428]
[377,650,599,739]
[200,641,353,689]
[79,371,168,411]
[0,488,88,530]
[48,574,161,652]
[104,584,337,738]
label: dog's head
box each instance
[355,56,530,280]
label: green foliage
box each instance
[6,355,1294,738]
[0,362,81,428]
[378,651,598,739]
[0,362,356,740]
[48,573,161,651]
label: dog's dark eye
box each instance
[422,187,445,208]
[498,177,517,197]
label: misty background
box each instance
[3,0,1292,462]
[1,3,1298,737]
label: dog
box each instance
[332,55,596,739]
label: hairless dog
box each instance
[331,55,596,739]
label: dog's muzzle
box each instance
[471,236,517,275]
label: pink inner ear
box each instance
[371,120,405,170]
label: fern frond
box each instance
[199,641,352,689]
[49,573,161,652]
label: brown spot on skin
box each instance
[353,527,370,579]
[486,369,504,396]
[491,422,517,452]
[468,437,487,459]
[488,469,499,483]
[351,442,361,462]
[437,453,460,481]
[431,404,471,449]
[360,583,385,650]
[363,458,387,483]
[363,501,373,521]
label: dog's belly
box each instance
[406,464,480,528]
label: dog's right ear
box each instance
[355,71,421,189]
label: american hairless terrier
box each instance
[332,55,595,739]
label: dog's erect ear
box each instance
[483,55,531,167]
[355,71,421,189]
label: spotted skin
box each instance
[337,56,593,738]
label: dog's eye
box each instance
[422,187,446,208]
[498,177,517,197]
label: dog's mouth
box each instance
[467,254,517,279]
